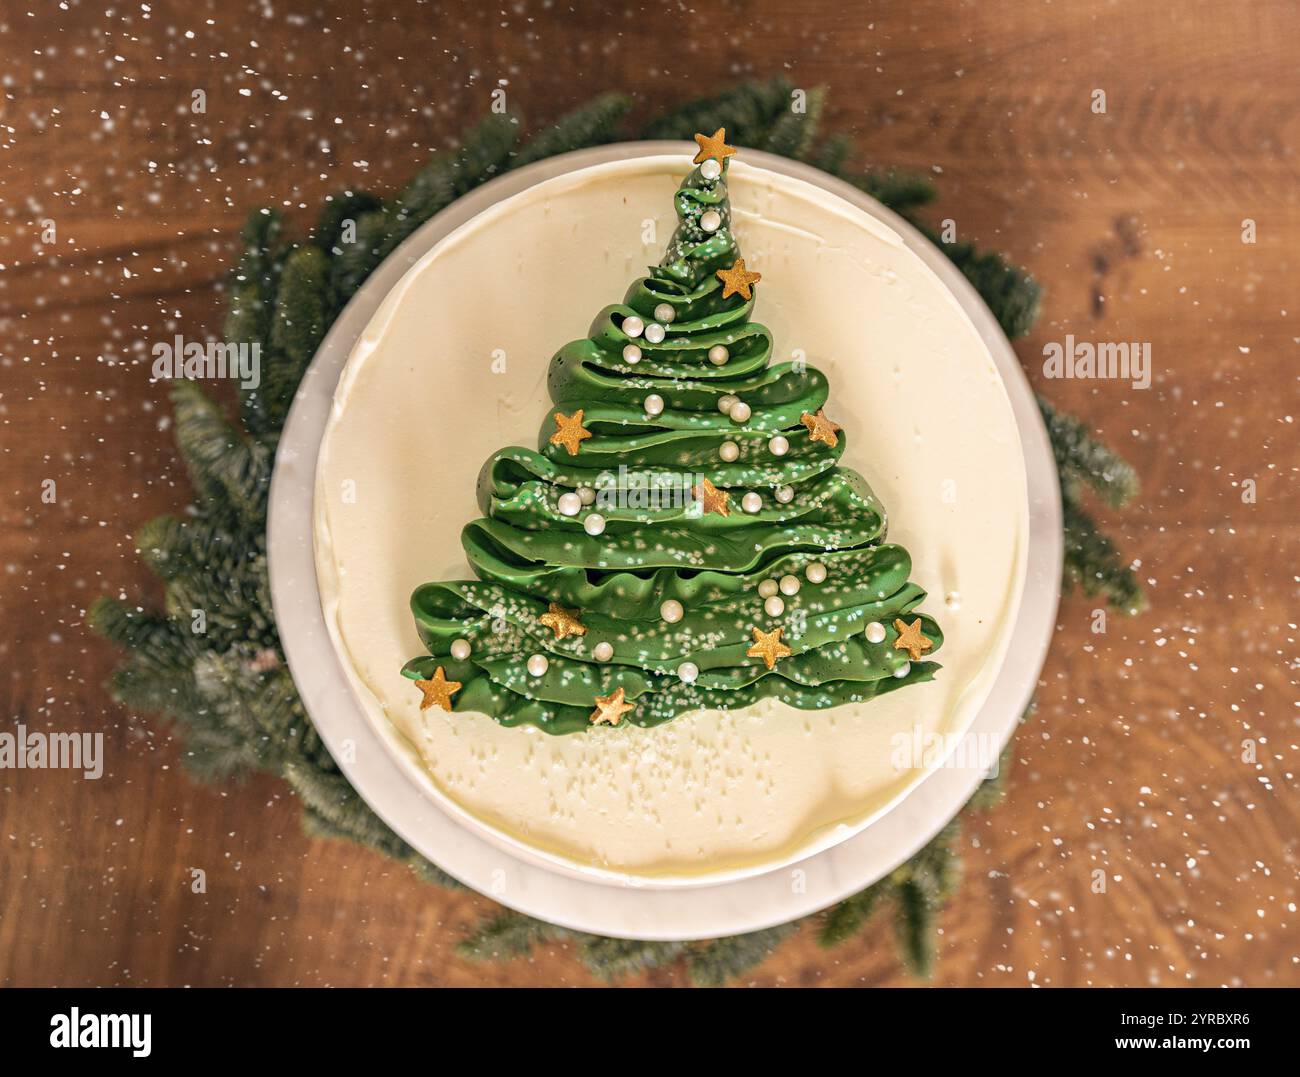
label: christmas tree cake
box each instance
[401,131,942,734]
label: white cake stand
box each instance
[267,143,1061,940]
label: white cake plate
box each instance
[268,143,1061,940]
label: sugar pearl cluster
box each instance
[756,562,827,617]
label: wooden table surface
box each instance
[1,0,1296,987]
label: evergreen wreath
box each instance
[89,79,1144,984]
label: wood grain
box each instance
[1,0,1296,987]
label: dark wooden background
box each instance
[1,0,1296,987]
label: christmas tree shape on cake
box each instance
[403,130,942,734]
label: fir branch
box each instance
[892,878,937,978]
[1063,498,1145,613]
[762,86,826,161]
[224,208,284,351]
[283,761,404,853]
[641,77,796,147]
[314,191,383,257]
[457,910,565,962]
[331,113,521,298]
[809,131,852,176]
[965,741,1016,811]
[133,514,254,584]
[227,209,287,438]
[105,661,206,721]
[87,598,195,671]
[818,880,887,948]
[1039,396,1139,507]
[688,923,800,986]
[905,821,962,903]
[261,244,329,433]
[887,822,961,978]
[513,94,633,167]
[174,719,268,781]
[579,936,689,981]
[170,380,271,517]
[853,168,937,213]
[919,230,1042,339]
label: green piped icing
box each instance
[403,152,942,734]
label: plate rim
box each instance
[268,141,1062,939]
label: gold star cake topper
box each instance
[414,666,461,712]
[538,601,587,640]
[746,625,793,671]
[892,617,934,662]
[692,127,736,165]
[800,408,841,447]
[590,686,635,727]
[549,409,592,456]
[693,477,731,517]
[715,258,762,301]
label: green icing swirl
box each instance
[403,153,943,735]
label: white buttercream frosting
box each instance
[314,156,1027,880]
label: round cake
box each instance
[314,143,1027,881]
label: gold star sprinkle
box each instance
[414,666,461,712]
[715,258,762,301]
[538,602,587,640]
[693,477,730,517]
[892,618,934,662]
[590,686,635,727]
[800,408,842,448]
[746,626,793,671]
[692,127,737,165]
[549,409,593,457]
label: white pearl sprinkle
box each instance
[865,621,886,644]
[775,485,795,504]
[764,595,785,617]
[644,393,665,416]
[708,344,729,366]
[779,574,800,596]
[719,440,740,463]
[758,579,779,599]
[717,394,739,414]
[577,486,596,505]
[741,491,762,514]
[645,322,666,344]
[593,641,614,662]
[623,343,642,364]
[527,654,549,678]
[677,661,699,684]
[653,303,675,324]
[660,599,684,624]
[806,562,827,584]
[700,209,721,233]
[894,662,911,679]
[450,638,471,661]
[557,491,582,517]
[768,434,789,457]
[728,401,751,424]
[700,158,722,181]
[622,315,644,338]
[583,513,606,536]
